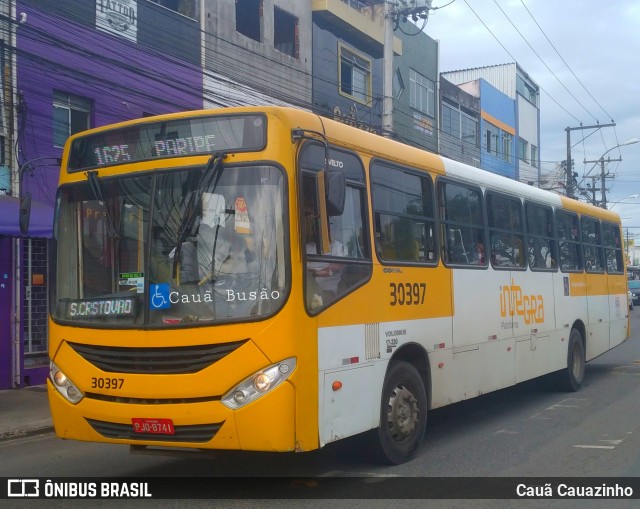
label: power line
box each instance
[4,3,573,193]
[518,0,614,122]
[460,0,581,124]
[491,0,598,123]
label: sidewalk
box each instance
[0,384,53,441]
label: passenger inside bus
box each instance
[171,194,256,286]
[302,177,348,307]
[472,241,485,264]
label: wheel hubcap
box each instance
[387,385,419,439]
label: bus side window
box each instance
[556,210,583,272]
[301,155,371,313]
[371,161,436,264]
[438,180,485,267]
[526,202,557,271]
[487,192,525,269]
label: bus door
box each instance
[582,217,610,358]
[442,182,516,394]
[512,202,558,383]
[603,222,627,349]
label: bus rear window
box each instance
[67,114,266,172]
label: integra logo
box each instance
[499,279,544,325]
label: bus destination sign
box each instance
[68,114,266,172]
[66,297,136,319]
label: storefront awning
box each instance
[0,195,53,238]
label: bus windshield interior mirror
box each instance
[325,170,345,216]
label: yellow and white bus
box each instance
[48,106,630,464]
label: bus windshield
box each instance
[53,163,288,327]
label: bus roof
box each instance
[62,105,622,224]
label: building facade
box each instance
[442,63,541,182]
[203,0,312,108]
[392,25,438,153]
[0,0,203,388]
[0,2,546,389]
[312,0,388,133]
[439,75,481,167]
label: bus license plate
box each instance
[132,418,175,435]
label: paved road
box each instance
[3,314,640,508]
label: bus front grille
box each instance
[86,418,223,443]
[68,340,247,374]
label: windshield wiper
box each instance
[87,170,118,239]
[172,152,227,279]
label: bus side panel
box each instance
[552,272,587,371]
[585,273,611,360]
[452,268,513,348]
[450,268,517,396]
[317,324,377,446]
[513,271,556,383]
[317,316,452,445]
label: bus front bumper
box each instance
[47,379,296,452]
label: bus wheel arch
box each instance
[372,344,430,464]
[389,343,431,407]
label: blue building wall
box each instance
[479,79,517,179]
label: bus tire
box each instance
[373,360,427,464]
[557,328,585,392]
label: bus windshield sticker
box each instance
[234,197,251,233]
[150,283,171,310]
[118,272,144,294]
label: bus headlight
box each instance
[221,357,296,410]
[49,361,84,404]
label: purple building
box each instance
[0,0,202,388]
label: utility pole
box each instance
[564,122,616,198]
[583,155,621,209]
[382,1,432,138]
[382,1,394,137]
[584,177,598,206]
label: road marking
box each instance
[545,403,581,410]
[573,433,632,450]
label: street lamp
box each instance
[583,138,640,209]
[608,194,640,210]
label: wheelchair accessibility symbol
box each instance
[150,283,171,310]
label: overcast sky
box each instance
[423,0,640,233]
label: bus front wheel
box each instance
[373,360,427,464]
[556,328,585,392]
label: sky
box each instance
[422,0,640,236]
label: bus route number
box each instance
[90,377,124,390]
[390,282,426,306]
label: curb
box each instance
[0,426,54,442]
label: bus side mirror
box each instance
[19,192,32,235]
[325,170,345,216]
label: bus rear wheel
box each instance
[556,328,585,392]
[373,360,427,464]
